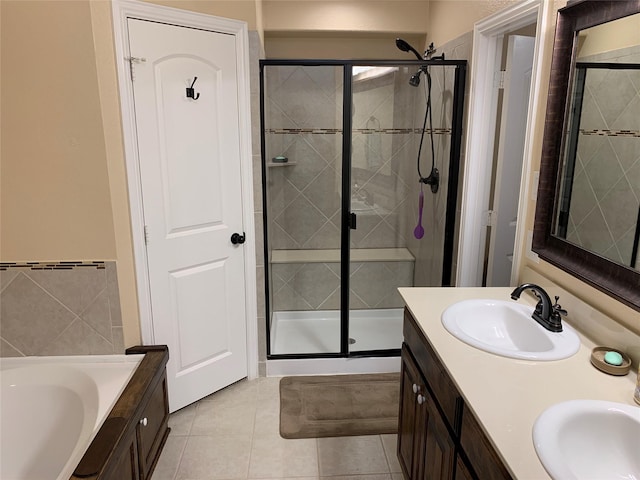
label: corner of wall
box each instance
[90,0,141,348]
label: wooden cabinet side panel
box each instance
[460,408,513,480]
[403,308,461,432]
[105,436,139,480]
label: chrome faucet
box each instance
[510,283,566,332]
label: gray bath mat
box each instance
[279,373,400,439]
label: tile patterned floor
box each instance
[152,376,404,480]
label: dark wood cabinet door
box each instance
[423,392,455,480]
[400,345,456,480]
[399,346,422,479]
[137,376,170,480]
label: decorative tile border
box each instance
[0,261,106,270]
[580,129,640,137]
[267,128,452,135]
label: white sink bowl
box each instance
[533,400,640,479]
[441,299,580,360]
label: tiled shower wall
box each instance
[0,262,124,357]
[271,260,414,312]
[405,32,473,286]
[568,45,640,268]
[248,31,268,375]
[401,36,472,288]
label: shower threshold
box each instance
[270,308,403,355]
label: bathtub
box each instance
[0,355,142,480]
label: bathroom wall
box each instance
[0,0,262,354]
[1,1,116,261]
[1,262,124,356]
[427,0,520,47]
[403,33,473,288]
[247,31,268,376]
[262,1,430,36]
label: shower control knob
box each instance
[140,417,148,427]
[230,232,246,245]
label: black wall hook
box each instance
[186,77,200,100]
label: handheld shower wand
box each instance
[396,38,439,194]
[395,38,424,61]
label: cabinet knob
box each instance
[417,394,425,405]
[140,417,148,427]
[412,383,421,394]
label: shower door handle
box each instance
[348,212,357,230]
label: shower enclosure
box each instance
[260,59,466,361]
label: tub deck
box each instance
[72,346,169,480]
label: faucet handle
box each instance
[552,296,567,317]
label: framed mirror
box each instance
[533,0,640,311]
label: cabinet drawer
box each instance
[403,308,462,432]
[460,407,513,480]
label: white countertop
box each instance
[399,287,638,480]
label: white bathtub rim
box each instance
[1,355,142,480]
[0,353,143,369]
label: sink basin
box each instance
[441,299,580,360]
[533,400,640,479]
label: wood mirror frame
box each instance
[533,0,640,312]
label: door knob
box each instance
[231,232,246,245]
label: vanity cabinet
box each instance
[72,346,170,480]
[398,308,513,480]
[398,346,455,480]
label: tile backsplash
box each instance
[0,261,124,357]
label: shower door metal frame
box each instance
[260,59,467,360]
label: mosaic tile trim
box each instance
[267,127,452,135]
[0,261,106,271]
[580,129,640,137]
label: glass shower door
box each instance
[347,65,418,354]
[346,61,464,354]
[263,64,345,356]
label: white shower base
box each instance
[267,308,403,376]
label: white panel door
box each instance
[486,35,535,287]
[128,18,247,412]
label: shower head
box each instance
[395,38,423,61]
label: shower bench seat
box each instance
[269,248,415,313]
